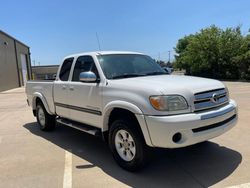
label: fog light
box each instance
[172,132,182,143]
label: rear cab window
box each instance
[59,57,74,81]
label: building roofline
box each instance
[0,30,29,48]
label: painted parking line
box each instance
[227,183,250,188]
[63,150,72,188]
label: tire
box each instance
[36,102,56,131]
[109,118,148,171]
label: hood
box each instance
[109,75,225,95]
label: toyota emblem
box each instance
[211,93,220,103]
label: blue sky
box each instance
[1,0,250,65]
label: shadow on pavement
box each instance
[24,122,242,188]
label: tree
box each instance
[156,60,166,67]
[174,35,194,74]
[175,25,249,80]
[234,34,250,80]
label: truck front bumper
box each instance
[145,100,237,148]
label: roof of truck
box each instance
[64,51,144,59]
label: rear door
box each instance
[68,55,103,127]
[54,57,74,119]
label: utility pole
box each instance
[168,50,171,63]
[33,60,36,66]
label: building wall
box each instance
[0,32,20,91]
[0,31,31,92]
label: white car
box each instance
[26,51,238,171]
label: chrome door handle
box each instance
[62,85,66,90]
[69,86,74,91]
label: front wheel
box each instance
[36,103,55,131]
[109,119,148,171]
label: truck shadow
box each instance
[23,122,242,188]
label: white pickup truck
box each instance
[26,51,238,171]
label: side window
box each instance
[72,56,99,81]
[59,58,74,81]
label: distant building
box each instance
[0,30,32,91]
[32,65,59,80]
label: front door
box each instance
[68,55,102,128]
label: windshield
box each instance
[97,54,167,79]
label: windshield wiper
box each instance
[145,71,168,76]
[112,73,146,79]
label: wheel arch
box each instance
[32,92,53,115]
[102,101,142,131]
[102,101,153,146]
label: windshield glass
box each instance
[97,54,167,79]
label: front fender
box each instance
[102,100,153,146]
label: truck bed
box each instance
[26,81,55,114]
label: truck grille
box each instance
[194,88,229,112]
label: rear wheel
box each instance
[36,103,55,131]
[109,118,148,171]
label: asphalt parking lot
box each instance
[0,82,250,188]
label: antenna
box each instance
[96,32,101,51]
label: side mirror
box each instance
[79,71,97,82]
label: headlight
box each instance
[149,95,188,111]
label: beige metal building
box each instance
[0,30,32,92]
[32,65,59,80]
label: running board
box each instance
[56,118,101,136]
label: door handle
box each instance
[69,86,74,91]
[62,85,66,90]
